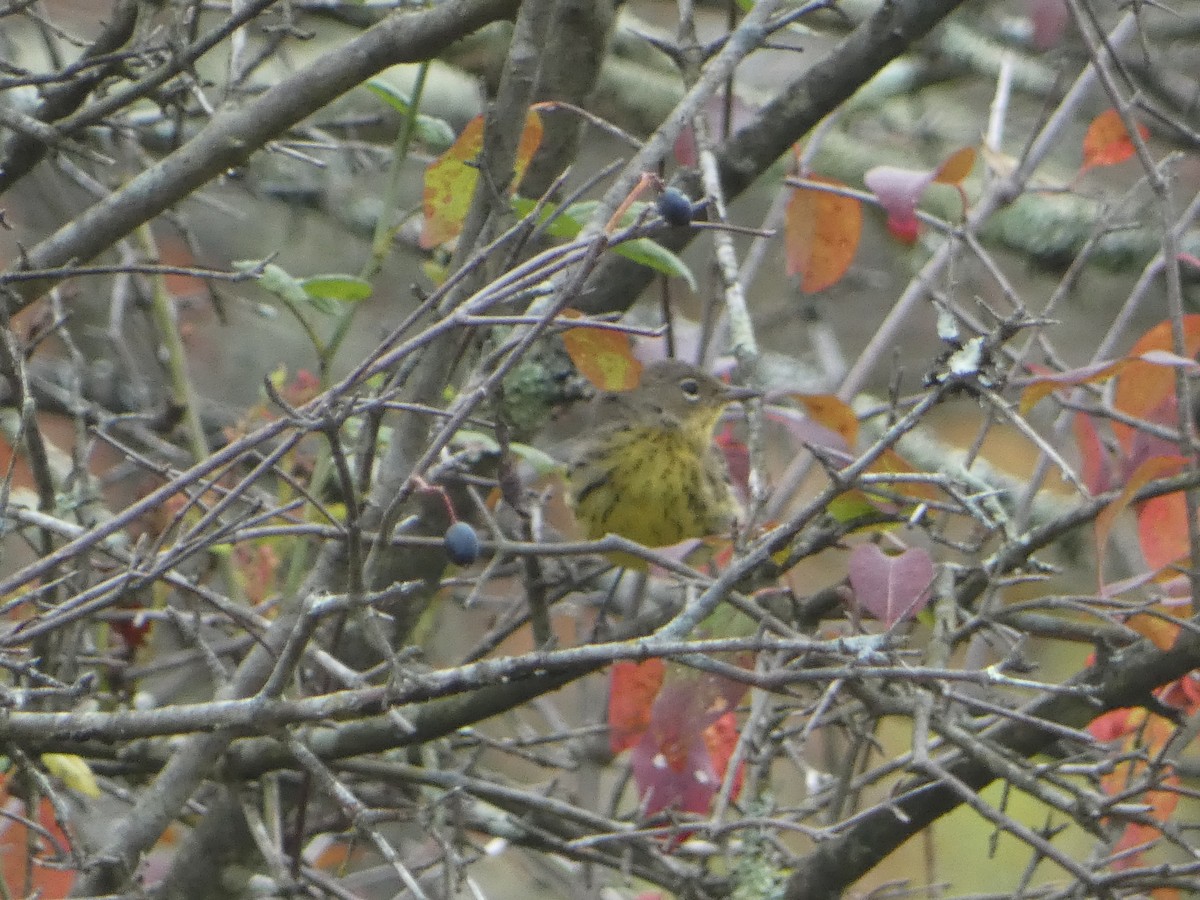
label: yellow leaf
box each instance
[421,110,544,249]
[41,753,100,798]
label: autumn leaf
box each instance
[933,146,977,185]
[1019,359,1126,415]
[793,393,859,447]
[1072,411,1111,495]
[611,662,747,819]
[828,449,938,523]
[1094,454,1186,583]
[609,658,665,754]
[559,309,643,391]
[864,146,977,242]
[848,544,935,626]
[41,753,100,798]
[864,165,930,244]
[1081,108,1149,171]
[421,110,544,249]
[1112,315,1200,454]
[1137,491,1192,573]
[785,175,862,293]
[628,673,745,817]
[0,774,78,897]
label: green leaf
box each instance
[241,261,310,306]
[827,491,884,523]
[301,275,373,303]
[413,116,455,152]
[364,78,413,115]
[511,198,696,290]
[240,263,372,315]
[618,237,697,290]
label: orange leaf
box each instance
[933,146,976,185]
[785,176,862,293]
[512,109,543,186]
[869,449,939,502]
[1112,315,1200,453]
[1082,108,1149,170]
[559,310,642,391]
[1126,610,1181,652]
[1138,491,1192,573]
[608,659,665,754]
[0,778,77,898]
[421,111,544,249]
[1095,455,1186,582]
[702,711,745,801]
[794,393,858,447]
[1019,359,1126,415]
[1073,411,1111,495]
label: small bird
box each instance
[567,358,757,565]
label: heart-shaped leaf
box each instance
[848,544,935,626]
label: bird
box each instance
[567,358,757,565]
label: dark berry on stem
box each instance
[657,189,694,226]
[443,521,481,565]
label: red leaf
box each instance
[1088,708,1134,742]
[0,780,77,898]
[785,176,862,293]
[1138,492,1192,573]
[609,659,665,754]
[1081,108,1149,171]
[1073,411,1112,495]
[1094,455,1186,582]
[1112,315,1200,454]
[848,544,935,626]
[630,679,739,817]
[702,711,744,799]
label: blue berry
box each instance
[444,521,481,565]
[656,189,694,226]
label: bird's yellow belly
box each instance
[571,427,733,548]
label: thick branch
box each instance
[575,0,971,315]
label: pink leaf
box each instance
[627,670,747,817]
[848,544,935,626]
[1137,349,1200,371]
[864,166,934,244]
[1028,0,1069,50]
[630,680,721,816]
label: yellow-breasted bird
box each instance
[567,358,757,564]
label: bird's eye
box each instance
[679,377,701,400]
